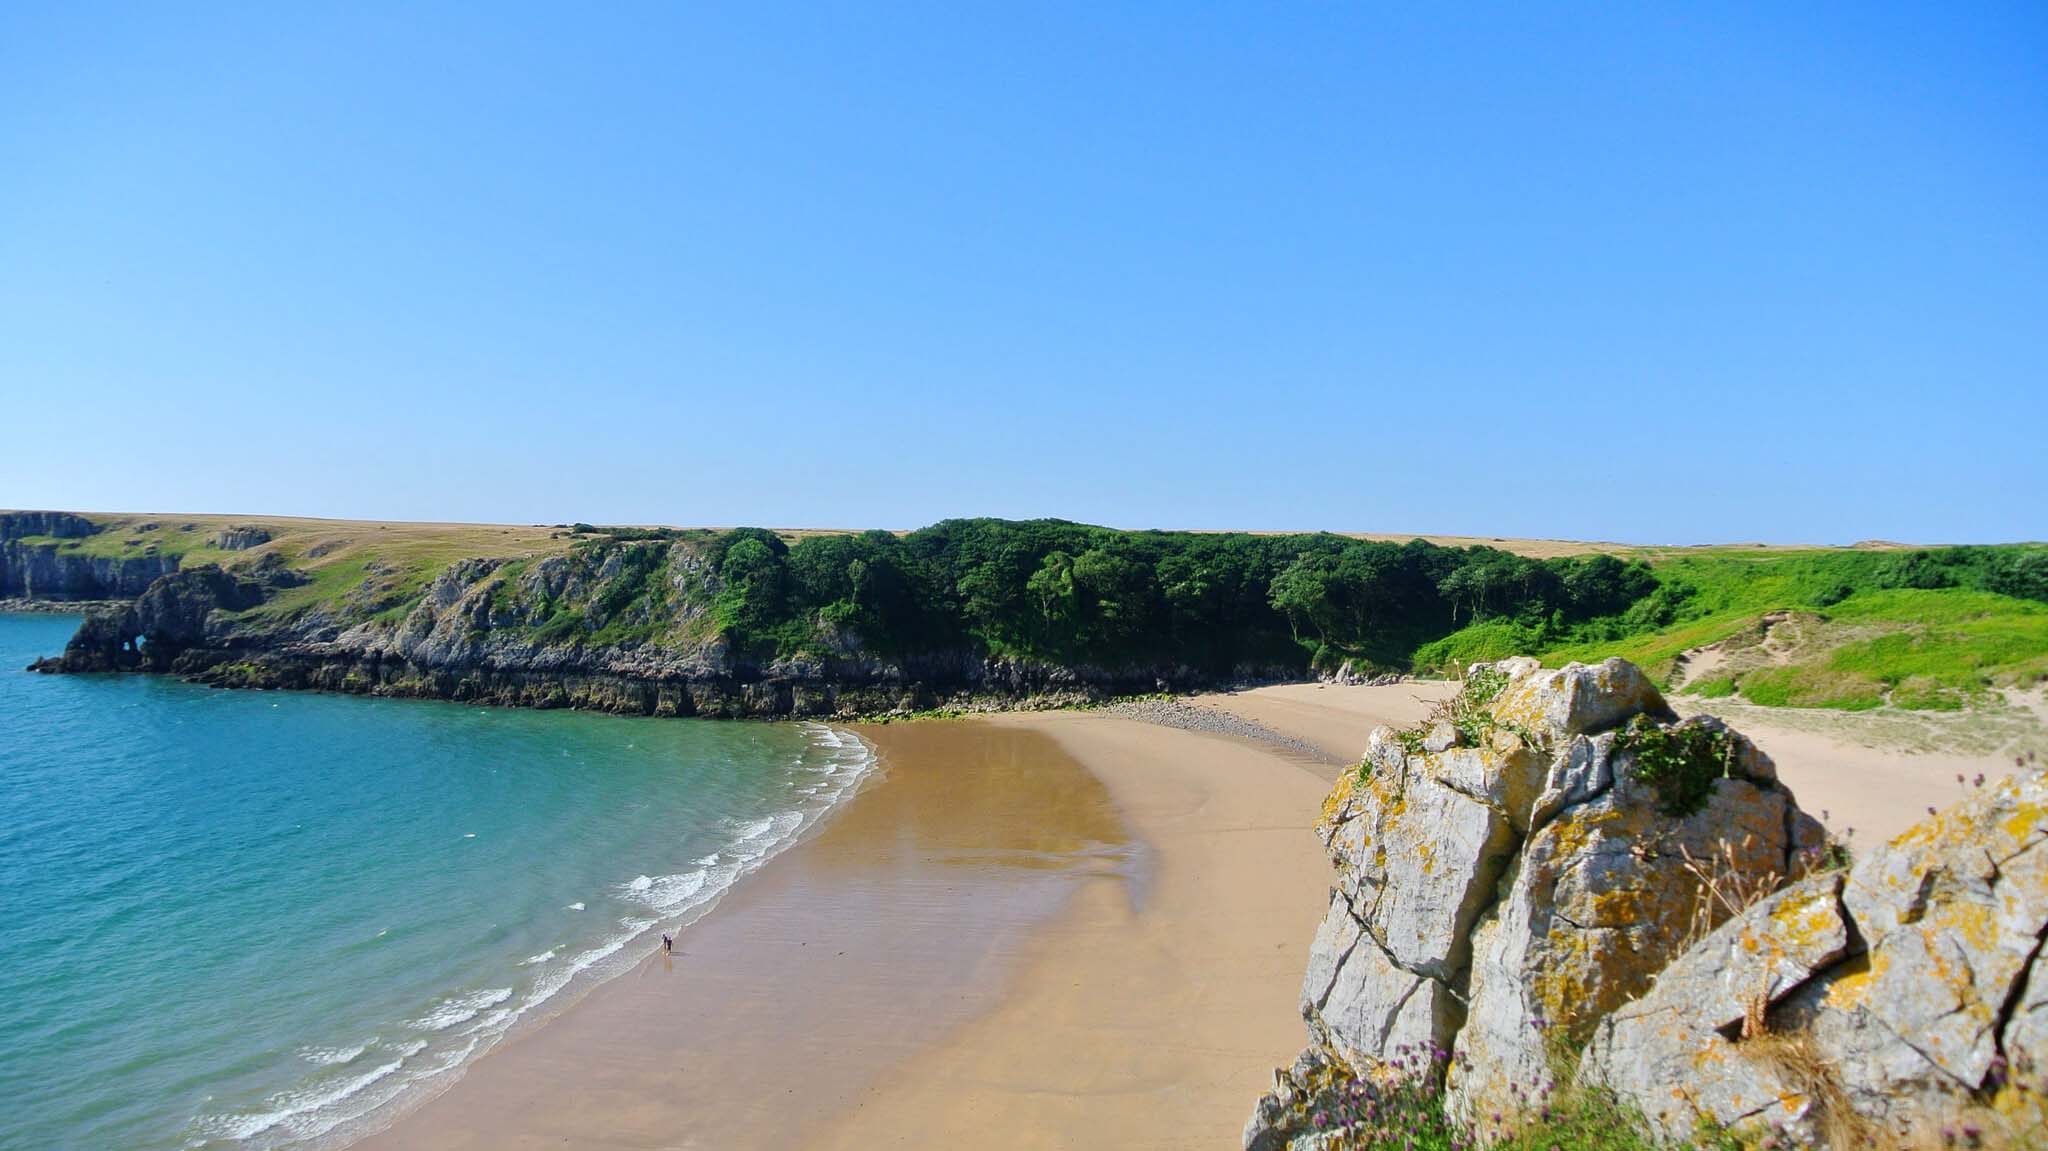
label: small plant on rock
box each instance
[1614,715,1739,818]
[1391,664,1543,760]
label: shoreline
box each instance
[346,685,1446,1150]
[348,719,1137,1151]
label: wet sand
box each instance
[353,721,1135,1151]
[802,712,1334,1149]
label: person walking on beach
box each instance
[661,932,673,954]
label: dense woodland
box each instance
[572,520,2048,685]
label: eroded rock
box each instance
[1255,658,1817,1147]
[1578,873,1853,1143]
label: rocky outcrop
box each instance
[0,511,97,540]
[0,512,179,599]
[1583,766,2048,1147]
[32,564,284,673]
[1251,657,2048,1150]
[211,525,272,550]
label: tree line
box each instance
[660,520,1661,672]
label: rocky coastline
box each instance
[1,511,182,601]
[20,559,1299,720]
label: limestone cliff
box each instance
[0,512,180,599]
[1249,658,2047,1150]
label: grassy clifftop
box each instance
[17,512,2046,717]
[1419,546,2048,711]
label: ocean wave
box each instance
[297,1041,371,1067]
[202,1057,406,1141]
[727,814,776,841]
[620,869,709,912]
[730,810,804,862]
[520,919,652,1011]
[518,949,557,966]
[408,987,513,1033]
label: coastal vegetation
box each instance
[501,521,2046,713]
[11,512,2046,715]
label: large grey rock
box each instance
[211,525,272,550]
[1446,725,1806,1126]
[1583,766,2048,1146]
[1579,873,1853,1143]
[1323,730,1521,980]
[1256,658,1821,1143]
[1256,655,2048,1150]
[1488,657,1675,745]
[1776,767,2048,1135]
[2003,945,2048,1112]
[1834,769,2048,1093]
[1304,893,1462,1066]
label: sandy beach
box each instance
[352,707,1356,1150]
[351,681,2038,1149]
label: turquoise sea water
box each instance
[0,613,873,1151]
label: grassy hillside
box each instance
[17,512,2046,715]
[1416,547,2048,710]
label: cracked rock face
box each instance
[1249,658,1824,1150]
[1582,766,2048,1146]
[1578,873,1855,1141]
[1254,657,2045,1150]
[1444,702,1816,1127]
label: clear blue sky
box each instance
[2,4,2042,544]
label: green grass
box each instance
[1670,589,2048,712]
[1689,674,1737,699]
[1411,619,1548,673]
[1414,551,2048,714]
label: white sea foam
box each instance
[457,1006,514,1037]
[297,1041,371,1067]
[730,810,804,862]
[622,869,708,912]
[728,815,776,842]
[518,949,557,966]
[203,1057,406,1140]
[408,987,513,1032]
[565,901,585,911]
[412,1034,482,1080]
